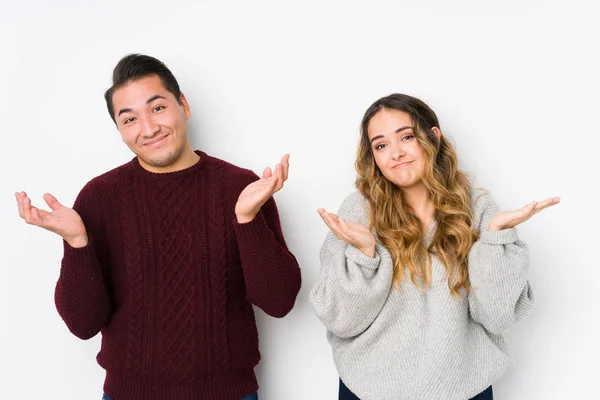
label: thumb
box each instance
[43,193,63,211]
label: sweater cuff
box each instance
[62,236,102,278]
[233,211,273,245]
[479,228,519,245]
[345,245,381,270]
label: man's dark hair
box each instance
[104,54,182,124]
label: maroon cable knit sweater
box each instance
[54,151,302,400]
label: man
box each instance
[15,54,301,400]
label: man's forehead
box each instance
[113,77,172,108]
[116,75,167,95]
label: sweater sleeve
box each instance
[309,192,394,339]
[54,180,113,340]
[467,191,535,334]
[234,172,301,318]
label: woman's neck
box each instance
[402,183,435,233]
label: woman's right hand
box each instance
[15,191,88,248]
[318,208,376,258]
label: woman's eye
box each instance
[375,143,387,150]
[402,135,414,141]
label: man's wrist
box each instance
[236,211,258,224]
[66,233,88,249]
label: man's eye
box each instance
[124,117,135,124]
[153,106,165,113]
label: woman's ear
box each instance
[431,127,442,140]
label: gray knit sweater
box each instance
[309,190,534,400]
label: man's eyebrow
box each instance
[117,108,131,117]
[146,95,166,104]
[117,95,167,117]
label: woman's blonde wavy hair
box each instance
[356,94,478,296]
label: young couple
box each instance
[16,54,558,400]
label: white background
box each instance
[1,0,598,399]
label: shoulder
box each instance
[205,153,257,182]
[78,161,132,200]
[202,153,258,199]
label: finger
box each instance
[18,191,29,218]
[536,197,561,209]
[337,218,357,241]
[250,176,276,196]
[318,208,339,221]
[255,175,277,199]
[318,209,340,231]
[532,197,561,215]
[16,192,25,218]
[338,217,351,235]
[262,167,272,179]
[30,207,44,226]
[265,172,279,190]
[273,164,284,192]
[321,211,341,231]
[281,153,290,182]
[323,214,353,243]
[34,208,54,229]
[37,208,51,220]
[22,197,33,223]
[325,212,340,224]
[327,217,349,240]
[318,210,336,231]
[333,219,354,242]
[43,193,62,211]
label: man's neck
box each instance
[138,148,201,174]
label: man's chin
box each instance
[140,150,179,168]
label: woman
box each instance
[309,94,559,400]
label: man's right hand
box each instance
[15,191,88,248]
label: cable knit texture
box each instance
[309,190,533,400]
[54,151,301,400]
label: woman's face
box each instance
[367,108,427,189]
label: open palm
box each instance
[235,154,289,223]
[15,191,88,247]
[318,208,376,257]
[489,196,560,231]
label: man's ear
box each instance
[180,93,192,119]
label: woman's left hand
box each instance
[488,197,561,231]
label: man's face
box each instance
[112,74,192,172]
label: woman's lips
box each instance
[392,161,413,169]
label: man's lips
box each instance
[143,134,168,147]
